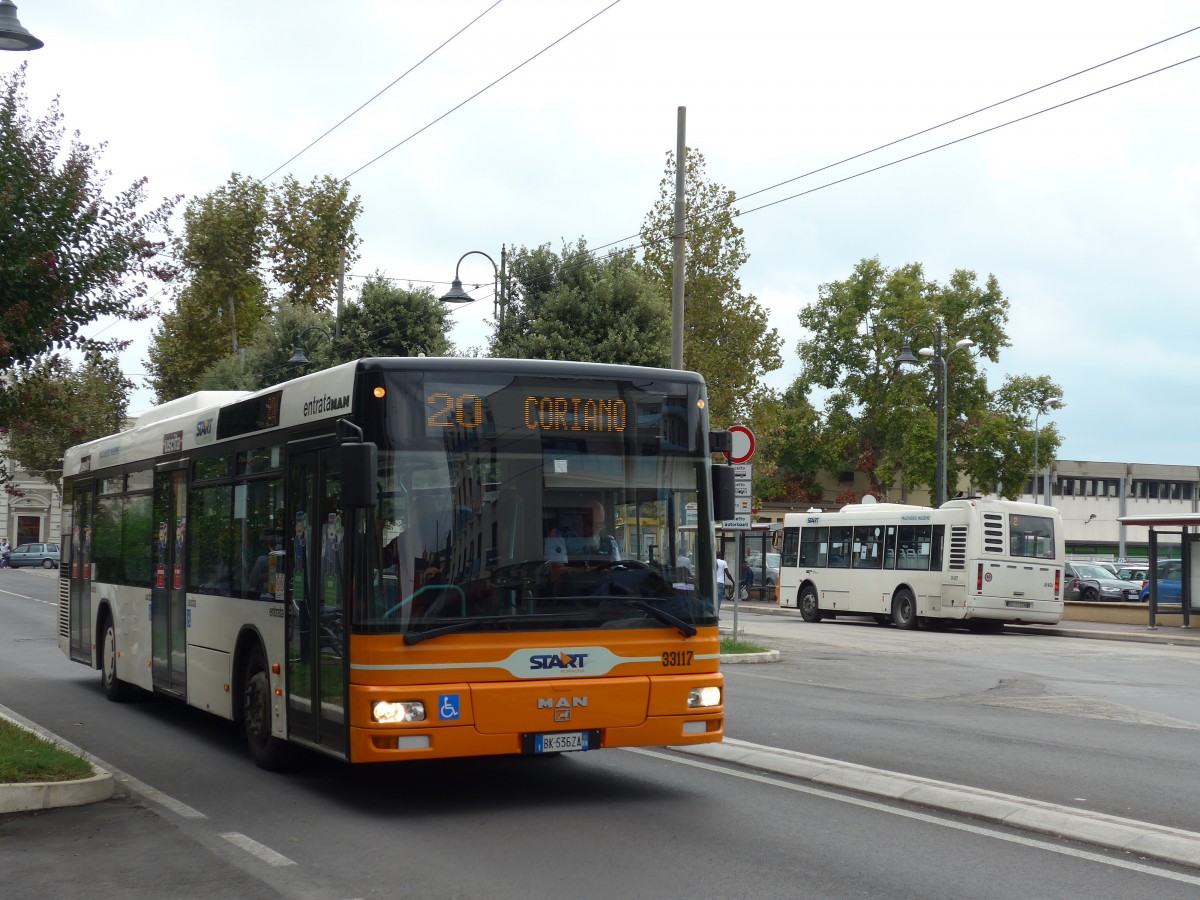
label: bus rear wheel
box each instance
[891,590,918,630]
[243,645,289,771]
[799,586,823,623]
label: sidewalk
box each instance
[726,596,1200,647]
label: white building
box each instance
[0,441,61,548]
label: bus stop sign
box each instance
[726,425,755,464]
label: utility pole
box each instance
[671,106,686,370]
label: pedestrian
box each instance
[740,554,754,601]
[0,539,10,569]
[715,550,730,610]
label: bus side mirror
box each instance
[340,442,378,508]
[712,466,736,522]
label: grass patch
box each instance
[720,636,768,654]
[0,719,93,784]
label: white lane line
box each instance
[0,587,45,603]
[629,747,1200,888]
[116,772,207,820]
[220,832,297,867]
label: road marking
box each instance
[630,747,1200,887]
[220,832,297,867]
[0,587,45,603]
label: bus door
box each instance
[67,485,92,665]
[287,447,346,755]
[151,468,188,696]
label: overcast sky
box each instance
[8,1,1199,466]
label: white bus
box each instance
[777,497,1064,630]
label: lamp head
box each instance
[287,345,311,367]
[954,338,975,350]
[917,347,935,358]
[438,279,474,304]
[0,0,43,51]
[895,342,921,367]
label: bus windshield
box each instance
[356,369,715,636]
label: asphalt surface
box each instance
[4,600,1200,898]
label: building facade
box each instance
[0,443,61,549]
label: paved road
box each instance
[6,571,1200,898]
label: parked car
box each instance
[8,542,60,569]
[747,552,781,589]
[1138,560,1183,603]
[1115,564,1151,589]
[1064,561,1141,602]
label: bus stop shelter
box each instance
[1116,513,1200,627]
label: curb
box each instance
[675,738,1200,870]
[0,709,114,814]
[720,649,780,664]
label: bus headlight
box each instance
[687,686,722,708]
[372,700,426,723]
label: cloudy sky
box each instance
[8,1,1199,465]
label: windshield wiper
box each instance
[404,615,524,645]
[608,597,697,637]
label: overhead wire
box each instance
[579,25,1200,266]
[341,0,624,182]
[258,0,507,183]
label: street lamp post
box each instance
[1032,396,1063,504]
[896,319,974,507]
[438,247,507,328]
[0,1,43,51]
[287,325,333,369]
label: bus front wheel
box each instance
[243,645,289,771]
[891,590,918,630]
[100,614,132,702]
[799,586,823,623]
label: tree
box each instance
[965,374,1065,499]
[1,352,132,486]
[0,63,176,401]
[268,174,361,309]
[146,172,362,402]
[144,174,270,401]
[200,302,336,393]
[792,257,1060,502]
[490,240,669,366]
[329,274,452,361]
[639,148,782,427]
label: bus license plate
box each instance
[535,732,588,754]
[1006,600,1031,609]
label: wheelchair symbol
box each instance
[438,694,460,721]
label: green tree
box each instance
[146,173,361,402]
[0,63,176,401]
[329,274,452,361]
[965,374,1065,499]
[145,174,270,402]
[639,148,782,427]
[1,352,132,484]
[268,174,361,309]
[793,257,1060,502]
[200,302,336,392]
[491,240,669,366]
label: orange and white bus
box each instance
[58,358,732,768]
[777,497,1064,630]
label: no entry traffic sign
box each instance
[726,425,755,464]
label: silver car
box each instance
[1065,561,1141,602]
